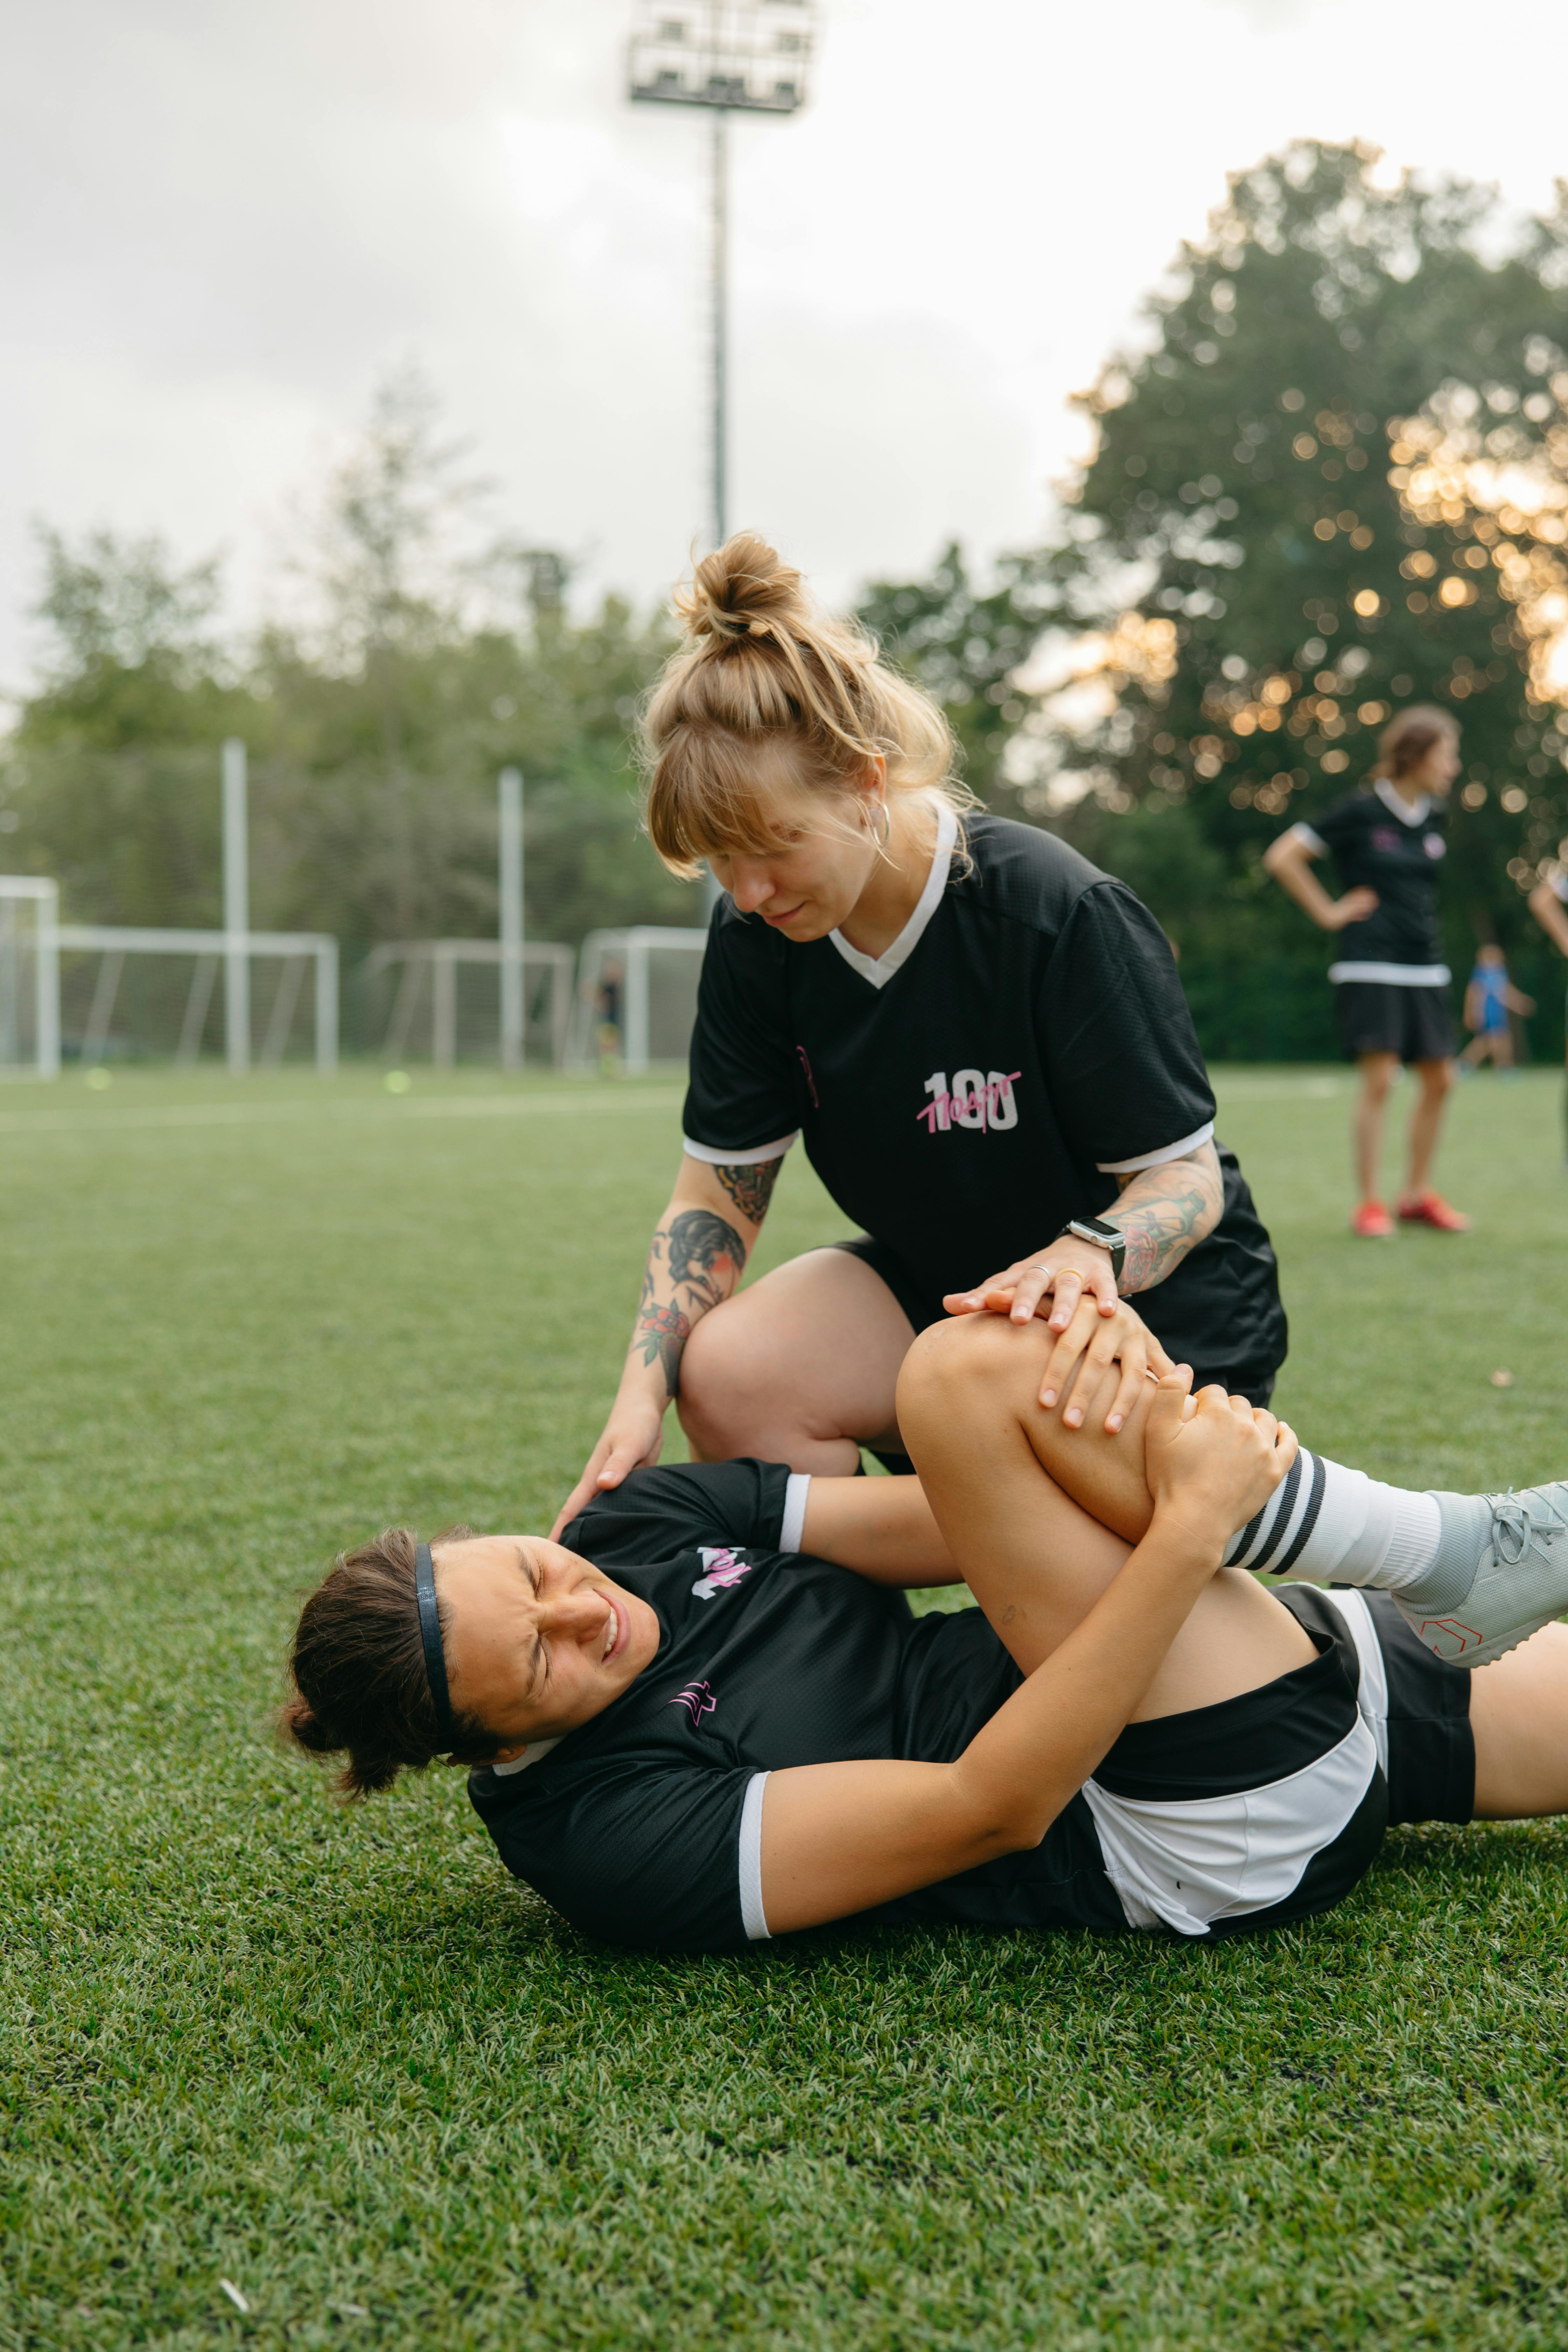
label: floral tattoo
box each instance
[629,1208,749,1397]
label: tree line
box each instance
[6,144,1568,1062]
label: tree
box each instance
[859,144,1568,1057]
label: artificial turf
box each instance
[2,1061,1568,2349]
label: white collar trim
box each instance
[1374,778,1432,827]
[491,1736,562,1777]
[828,799,958,990]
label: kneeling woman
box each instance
[286,1321,1568,1951]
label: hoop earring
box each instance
[874,800,890,850]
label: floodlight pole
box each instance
[710,108,728,553]
[222,738,250,1074]
[499,765,524,1072]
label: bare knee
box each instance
[1416,1057,1455,1099]
[1359,1055,1398,1103]
[677,1303,764,1451]
[896,1313,1048,1448]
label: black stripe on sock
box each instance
[1274,1452,1328,1579]
[1249,1448,1304,1572]
[1230,1499,1270,1568]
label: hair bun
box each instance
[677,532,808,646]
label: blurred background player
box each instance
[1460,943,1533,1076]
[1526,867,1568,1160]
[1264,707,1468,1239]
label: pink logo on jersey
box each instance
[796,1046,819,1108]
[916,1069,1021,1135]
[671,1679,718,1725]
[691,1546,754,1601]
[1371,826,1401,854]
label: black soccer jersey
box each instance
[680,804,1285,1391]
[466,1461,1393,1953]
[1295,782,1449,978]
[467,1458,1125,1952]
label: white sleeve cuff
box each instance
[1096,1119,1216,1176]
[738,1772,771,1940]
[681,1133,799,1167]
[1289,821,1326,855]
[779,1472,811,1554]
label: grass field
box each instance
[4,1062,1568,2350]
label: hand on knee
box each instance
[896,1314,1047,1450]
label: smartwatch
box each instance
[1055,1216,1127,1287]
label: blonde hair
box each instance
[1373,704,1458,782]
[640,532,969,878]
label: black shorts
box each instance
[833,1233,1277,1414]
[1335,980,1454,1064]
[895,1581,1475,1942]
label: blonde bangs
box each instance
[638,531,970,882]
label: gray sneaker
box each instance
[1394,1485,1568,1666]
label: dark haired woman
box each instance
[286,1314,1568,1953]
[554,534,1286,1537]
[1264,706,1468,1238]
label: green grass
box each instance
[4,1060,1568,2350]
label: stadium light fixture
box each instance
[628,1,817,552]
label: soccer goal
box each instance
[53,926,340,1071]
[568,927,709,1075]
[0,878,61,1078]
[361,941,575,1069]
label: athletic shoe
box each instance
[1397,1190,1472,1232]
[1350,1199,1395,1238]
[1395,1485,1568,1666]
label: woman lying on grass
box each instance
[285,1313,1568,1948]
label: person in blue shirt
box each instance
[1461,943,1533,1074]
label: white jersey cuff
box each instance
[1096,1120,1215,1177]
[1327,962,1450,986]
[1288,821,1326,855]
[779,1472,811,1554]
[738,1772,771,1940]
[682,1133,799,1167]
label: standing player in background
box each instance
[1460,944,1533,1076]
[1264,708,1468,1239]
[553,536,1286,1535]
[1526,867,1568,1159]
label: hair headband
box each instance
[414,1541,455,1750]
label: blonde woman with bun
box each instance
[553,537,1286,1535]
[1264,707,1468,1238]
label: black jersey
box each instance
[466,1461,1395,1954]
[1296,782,1449,979]
[680,805,1285,1391]
[467,1458,1125,1951]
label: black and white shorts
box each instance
[1335,979,1455,1065]
[1078,1584,1474,1939]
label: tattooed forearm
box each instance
[625,1205,750,1398]
[713,1156,782,1227]
[634,1297,691,1397]
[1108,1143,1224,1294]
[666,1208,748,1309]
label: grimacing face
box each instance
[433,1535,662,1763]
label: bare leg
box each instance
[1470,1624,1568,1817]
[896,1315,1314,1721]
[1406,1056,1455,1193]
[678,1248,913,1476]
[1354,1050,1398,1202]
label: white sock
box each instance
[1223,1450,1442,1593]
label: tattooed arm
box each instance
[550,1150,784,1539]
[941,1143,1224,1439]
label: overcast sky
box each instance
[5,0,1568,688]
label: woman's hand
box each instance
[1144,1368,1296,1552]
[944,1248,1174,1434]
[550,1393,666,1543]
[1324,884,1379,932]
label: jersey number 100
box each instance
[919,1070,1021,1134]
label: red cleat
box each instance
[1350,1199,1395,1238]
[1397,1190,1472,1232]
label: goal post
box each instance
[54,925,339,1072]
[568,927,709,1075]
[0,878,61,1079]
[361,941,574,1069]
